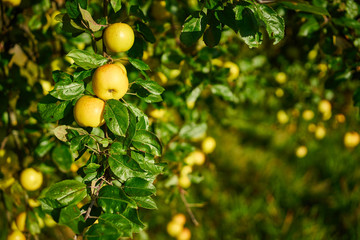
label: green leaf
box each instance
[98,185,137,213]
[353,87,360,108]
[128,58,150,71]
[131,152,164,178]
[86,213,133,239]
[38,95,72,122]
[203,24,222,48]
[133,79,165,95]
[53,125,88,142]
[44,180,87,207]
[255,4,285,45]
[211,84,238,102]
[70,135,90,153]
[215,6,238,32]
[124,177,156,197]
[122,208,144,232]
[180,11,208,46]
[124,109,137,148]
[280,2,330,16]
[108,155,145,181]
[110,142,127,156]
[52,144,74,172]
[50,81,85,100]
[35,137,56,157]
[131,130,162,156]
[57,13,85,35]
[104,100,130,137]
[127,103,149,131]
[59,205,85,234]
[52,70,72,83]
[179,122,207,140]
[110,0,122,13]
[298,16,320,37]
[67,50,108,70]
[26,211,41,235]
[186,84,204,105]
[235,6,262,48]
[79,5,103,32]
[135,21,156,43]
[132,196,157,209]
[74,69,94,81]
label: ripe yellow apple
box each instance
[167,221,183,237]
[172,214,186,226]
[152,72,168,85]
[103,23,134,53]
[73,95,105,127]
[2,0,21,7]
[180,166,192,176]
[149,109,166,119]
[211,58,223,67]
[275,72,287,84]
[113,62,127,75]
[20,168,43,191]
[16,212,26,231]
[315,125,326,140]
[344,132,360,148]
[92,64,129,100]
[7,231,26,240]
[296,146,307,158]
[178,175,191,189]
[28,198,40,208]
[308,49,317,60]
[224,61,240,82]
[70,163,79,173]
[335,114,346,123]
[308,123,316,132]
[184,150,206,166]
[318,100,331,114]
[186,100,195,109]
[302,110,314,121]
[177,227,191,240]
[277,110,289,124]
[202,136,216,154]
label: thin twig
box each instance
[1,136,8,150]
[179,188,199,226]
[84,179,105,221]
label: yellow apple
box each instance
[275,72,287,84]
[113,61,127,75]
[167,220,183,237]
[149,109,166,119]
[178,175,191,189]
[202,136,216,154]
[28,198,41,208]
[180,166,192,176]
[7,231,26,240]
[16,212,26,231]
[224,61,240,82]
[92,64,129,100]
[275,88,284,98]
[70,163,79,173]
[296,146,307,158]
[308,123,316,132]
[315,125,326,140]
[335,114,346,123]
[2,0,21,7]
[103,23,134,53]
[211,58,223,67]
[177,227,191,240]
[277,110,289,124]
[185,150,206,166]
[344,132,360,148]
[20,168,43,191]
[172,214,186,226]
[302,110,314,121]
[318,100,331,114]
[73,95,105,127]
[152,72,168,85]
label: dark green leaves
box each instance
[67,50,108,70]
[52,144,73,172]
[38,95,72,122]
[104,100,130,137]
[124,177,156,197]
[128,58,150,71]
[133,79,165,95]
[98,185,137,213]
[41,180,87,208]
[280,2,330,16]
[180,11,208,46]
[59,205,85,234]
[50,81,85,100]
[132,130,162,156]
[135,21,156,43]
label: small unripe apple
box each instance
[167,221,183,237]
[275,88,284,98]
[202,136,216,154]
[184,150,206,166]
[177,227,191,240]
[15,212,26,231]
[103,23,134,53]
[296,146,307,158]
[302,110,314,121]
[315,125,326,140]
[172,213,186,226]
[344,132,360,148]
[224,61,240,82]
[180,166,192,176]
[73,95,105,128]
[275,72,287,84]
[178,175,191,189]
[92,64,129,100]
[277,110,289,124]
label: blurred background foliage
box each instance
[1,0,360,239]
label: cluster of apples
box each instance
[167,213,191,240]
[73,23,134,128]
[179,137,216,188]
